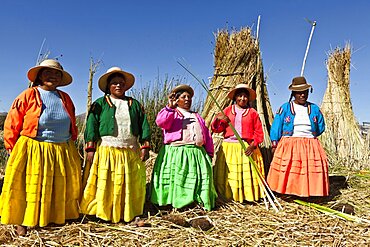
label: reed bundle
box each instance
[320,44,370,169]
[201,27,274,170]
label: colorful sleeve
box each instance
[252,111,264,145]
[84,100,101,143]
[270,105,285,147]
[316,107,326,136]
[210,115,228,133]
[155,106,176,130]
[3,93,27,150]
[198,114,214,157]
[138,101,151,143]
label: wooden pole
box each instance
[300,20,316,76]
[82,57,101,187]
[256,15,261,42]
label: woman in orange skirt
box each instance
[267,76,329,197]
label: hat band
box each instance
[289,85,311,91]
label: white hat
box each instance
[98,67,135,93]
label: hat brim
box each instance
[288,84,312,91]
[227,87,256,101]
[171,84,194,97]
[27,66,72,86]
[98,70,135,93]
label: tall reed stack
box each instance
[320,44,370,169]
[202,28,274,167]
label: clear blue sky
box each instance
[1,0,369,122]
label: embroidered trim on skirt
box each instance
[0,136,81,227]
[214,141,265,202]
[150,145,217,210]
[80,145,146,223]
[267,137,329,197]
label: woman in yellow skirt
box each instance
[80,67,150,223]
[0,59,81,235]
[211,84,265,202]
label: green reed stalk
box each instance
[294,199,370,224]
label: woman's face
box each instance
[109,76,126,99]
[38,68,63,91]
[293,90,309,105]
[176,91,192,110]
[235,91,249,108]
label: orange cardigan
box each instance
[4,87,78,150]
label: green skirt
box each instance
[150,145,217,210]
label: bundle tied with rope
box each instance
[201,27,274,176]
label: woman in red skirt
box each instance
[267,76,329,197]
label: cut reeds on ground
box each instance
[1,165,369,246]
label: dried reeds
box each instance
[320,44,370,169]
[1,172,369,246]
[201,27,274,169]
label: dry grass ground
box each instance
[0,156,369,246]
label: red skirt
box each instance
[267,137,329,197]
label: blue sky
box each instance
[1,0,370,122]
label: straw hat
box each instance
[27,59,72,86]
[98,67,135,93]
[288,76,312,91]
[170,84,194,97]
[227,84,256,101]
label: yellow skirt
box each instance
[214,141,265,202]
[80,145,146,223]
[0,136,81,227]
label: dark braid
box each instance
[288,93,294,102]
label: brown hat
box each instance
[227,84,256,101]
[170,84,194,97]
[27,59,73,86]
[98,66,135,93]
[288,76,312,91]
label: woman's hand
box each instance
[141,148,150,161]
[216,112,230,122]
[86,151,95,164]
[244,143,256,156]
[168,92,178,109]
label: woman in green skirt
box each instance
[150,84,216,210]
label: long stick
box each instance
[300,20,316,76]
[256,15,261,43]
[29,38,47,88]
[36,38,46,65]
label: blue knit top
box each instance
[35,87,71,143]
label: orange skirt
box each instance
[267,137,329,197]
